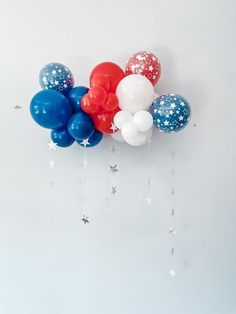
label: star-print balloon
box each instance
[151,94,191,133]
[39,63,74,95]
[125,51,161,86]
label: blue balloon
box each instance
[39,63,74,95]
[30,90,72,129]
[76,129,103,148]
[151,94,191,133]
[67,86,89,112]
[68,112,94,140]
[51,127,75,147]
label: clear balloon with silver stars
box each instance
[151,94,191,133]
[39,63,74,95]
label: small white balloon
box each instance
[121,122,138,139]
[133,110,153,132]
[116,74,155,114]
[114,110,133,129]
[123,128,153,146]
[111,130,125,142]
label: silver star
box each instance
[81,215,89,224]
[48,141,57,150]
[146,195,152,205]
[110,164,118,173]
[147,178,151,186]
[80,139,90,147]
[112,145,116,153]
[171,247,175,255]
[169,269,176,277]
[171,208,175,217]
[49,159,55,168]
[111,186,117,196]
[14,104,22,109]
[168,228,176,235]
[171,188,175,195]
[110,123,118,133]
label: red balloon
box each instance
[90,62,125,93]
[102,93,118,112]
[125,51,161,86]
[81,94,100,114]
[91,109,119,134]
[90,75,111,92]
[88,86,107,105]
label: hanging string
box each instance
[169,149,176,277]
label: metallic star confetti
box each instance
[110,164,118,173]
[48,141,57,150]
[147,178,151,186]
[111,186,117,196]
[171,208,175,217]
[14,105,22,109]
[81,215,89,224]
[111,145,116,153]
[171,187,175,196]
[171,247,175,255]
[49,159,55,168]
[169,269,176,277]
[80,138,90,147]
[168,227,176,235]
[146,195,152,205]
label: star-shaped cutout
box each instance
[170,103,176,109]
[164,120,169,126]
[49,159,55,168]
[52,70,57,75]
[110,123,118,133]
[110,164,118,173]
[111,186,117,196]
[48,141,57,150]
[146,195,152,205]
[169,269,176,277]
[81,215,89,224]
[179,115,184,121]
[80,139,90,147]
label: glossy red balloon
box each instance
[81,94,100,114]
[102,93,119,112]
[90,62,125,93]
[88,86,107,105]
[90,75,111,92]
[91,109,119,134]
[125,51,161,86]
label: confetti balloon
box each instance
[151,94,191,133]
[30,90,72,129]
[68,112,94,140]
[39,63,74,95]
[67,86,89,112]
[51,127,75,147]
[125,51,161,86]
[76,129,103,147]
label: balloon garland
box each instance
[30,51,191,147]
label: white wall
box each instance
[0,0,236,313]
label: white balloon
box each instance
[133,110,153,132]
[111,130,125,142]
[116,74,155,114]
[121,122,138,139]
[114,110,133,129]
[123,128,153,146]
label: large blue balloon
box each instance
[151,94,191,133]
[67,86,89,112]
[30,90,72,129]
[76,129,103,147]
[39,63,74,95]
[51,127,75,147]
[68,112,94,140]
